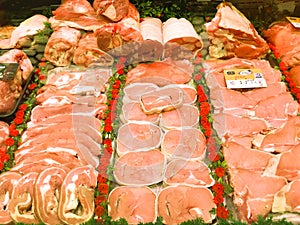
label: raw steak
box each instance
[164,159,214,187]
[108,186,156,224]
[126,58,193,86]
[205,2,269,59]
[161,128,206,160]
[113,149,166,185]
[272,179,300,213]
[157,185,216,224]
[116,122,163,156]
[160,104,199,129]
[93,0,129,22]
[123,82,158,102]
[44,26,81,67]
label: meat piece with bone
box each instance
[93,0,129,22]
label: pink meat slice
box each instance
[158,185,216,224]
[116,122,162,156]
[126,58,193,86]
[212,113,267,140]
[108,186,156,224]
[164,159,214,187]
[0,121,9,147]
[123,83,158,102]
[160,104,199,129]
[276,144,300,181]
[114,149,166,186]
[272,179,300,213]
[161,128,206,160]
[178,84,197,104]
[230,169,287,223]
[121,102,160,124]
[140,86,183,114]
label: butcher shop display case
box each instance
[0,0,300,225]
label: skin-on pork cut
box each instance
[113,149,166,186]
[108,186,157,224]
[157,185,216,224]
[205,2,269,59]
[93,0,129,22]
[44,26,81,67]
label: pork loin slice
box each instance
[160,104,199,129]
[161,128,206,160]
[164,159,214,187]
[212,113,267,141]
[121,102,160,124]
[140,85,183,114]
[34,167,67,225]
[177,84,197,104]
[58,165,97,225]
[158,185,216,224]
[0,171,22,225]
[272,179,300,213]
[116,122,163,156]
[8,172,40,224]
[123,82,158,103]
[230,169,287,223]
[126,58,193,86]
[114,149,166,186]
[108,186,157,224]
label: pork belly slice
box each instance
[164,159,214,187]
[140,85,183,114]
[160,104,199,129]
[161,128,206,160]
[158,185,216,224]
[58,165,97,225]
[230,169,287,223]
[44,27,81,67]
[114,149,166,186]
[34,167,67,225]
[121,102,160,124]
[212,113,267,141]
[108,186,157,224]
[223,142,275,173]
[123,82,158,103]
[0,171,22,225]
[126,58,193,86]
[116,122,163,156]
[273,179,300,213]
[276,144,300,181]
[8,172,40,224]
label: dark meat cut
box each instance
[93,0,129,22]
[44,26,81,67]
[113,149,166,186]
[205,2,269,59]
[158,185,216,224]
[108,186,156,224]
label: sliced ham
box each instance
[126,58,193,86]
[272,179,300,213]
[93,0,129,22]
[44,26,81,67]
[140,85,183,114]
[159,104,199,129]
[73,32,114,67]
[8,172,40,224]
[123,82,158,102]
[34,167,67,225]
[161,128,206,160]
[163,18,203,60]
[205,2,269,59]
[158,185,216,224]
[0,171,22,225]
[164,159,214,187]
[113,149,166,186]
[116,122,163,156]
[229,169,287,223]
[108,186,157,224]
[57,165,97,225]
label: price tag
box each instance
[286,17,300,28]
[224,68,267,89]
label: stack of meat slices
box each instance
[0,67,111,225]
[108,58,216,225]
[204,57,300,223]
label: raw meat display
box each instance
[44,27,81,66]
[123,82,158,102]
[93,0,130,22]
[205,2,269,59]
